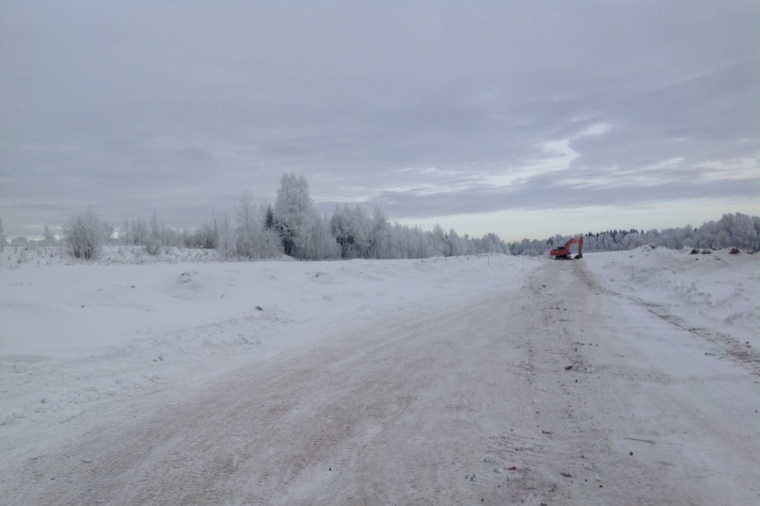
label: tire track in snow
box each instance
[6,290,531,505]
[5,259,758,505]
[576,257,760,376]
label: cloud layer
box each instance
[1,0,758,239]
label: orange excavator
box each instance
[550,237,583,259]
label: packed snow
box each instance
[590,246,759,350]
[1,245,758,504]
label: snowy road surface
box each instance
[2,252,759,504]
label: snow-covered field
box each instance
[1,246,758,504]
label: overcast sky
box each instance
[1,1,758,241]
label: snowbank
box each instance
[585,246,759,348]
[2,245,758,503]
[1,247,536,438]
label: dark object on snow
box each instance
[690,248,699,255]
[730,247,740,255]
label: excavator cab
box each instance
[549,237,583,260]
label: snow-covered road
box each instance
[2,252,757,505]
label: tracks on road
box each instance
[6,260,759,505]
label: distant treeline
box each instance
[6,173,509,260]
[3,175,756,260]
[509,212,760,256]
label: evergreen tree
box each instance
[264,205,275,230]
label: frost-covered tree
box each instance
[264,205,275,231]
[234,191,282,259]
[508,212,759,255]
[102,222,115,244]
[187,218,217,249]
[303,213,340,260]
[43,224,56,245]
[148,211,185,250]
[146,211,163,254]
[368,206,392,259]
[720,213,757,249]
[235,190,259,258]
[753,216,760,251]
[655,225,690,250]
[120,213,183,253]
[408,226,432,258]
[387,223,409,258]
[0,217,5,251]
[274,173,309,256]
[430,224,450,257]
[474,233,509,254]
[64,209,105,260]
[258,210,284,258]
[330,203,416,259]
[330,204,372,259]
[447,229,466,256]
[273,173,334,259]
[622,231,646,249]
[216,211,235,259]
[122,218,149,247]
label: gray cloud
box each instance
[1,0,758,239]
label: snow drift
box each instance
[1,245,757,504]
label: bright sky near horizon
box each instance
[1,1,758,242]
